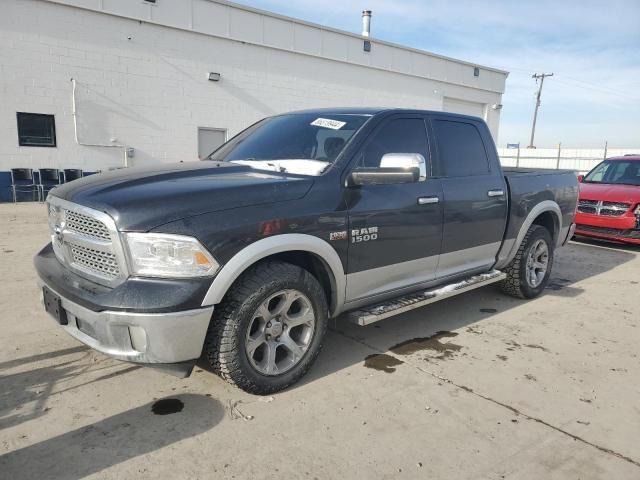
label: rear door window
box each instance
[433,120,490,177]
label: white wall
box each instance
[0,0,507,172]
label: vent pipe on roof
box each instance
[362,10,372,37]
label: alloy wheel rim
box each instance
[526,239,549,288]
[245,289,316,376]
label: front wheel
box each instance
[500,224,554,299]
[203,261,328,395]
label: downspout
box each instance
[71,78,129,167]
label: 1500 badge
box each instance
[351,227,379,243]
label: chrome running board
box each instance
[347,270,506,326]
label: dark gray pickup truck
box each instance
[35,108,578,394]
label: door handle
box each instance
[487,189,505,197]
[418,196,439,205]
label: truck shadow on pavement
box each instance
[0,393,223,480]
[299,240,637,387]
[0,345,88,371]
[0,348,143,431]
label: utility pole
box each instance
[527,72,553,148]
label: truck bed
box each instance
[495,168,579,269]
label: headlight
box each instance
[124,233,219,278]
[635,205,640,215]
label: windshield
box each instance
[584,159,640,186]
[208,113,370,176]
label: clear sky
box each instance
[235,0,640,148]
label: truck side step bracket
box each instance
[347,270,506,326]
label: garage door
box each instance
[442,97,485,119]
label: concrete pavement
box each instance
[1,202,639,479]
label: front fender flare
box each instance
[201,234,346,317]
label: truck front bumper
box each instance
[39,280,213,375]
[35,242,215,377]
[39,281,213,366]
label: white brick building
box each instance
[0,0,508,198]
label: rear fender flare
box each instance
[496,200,562,269]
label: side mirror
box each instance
[349,167,420,186]
[577,174,584,183]
[380,153,427,181]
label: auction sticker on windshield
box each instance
[311,118,347,130]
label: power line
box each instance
[498,64,639,101]
[553,77,640,102]
[528,72,553,148]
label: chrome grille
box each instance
[578,200,630,217]
[69,244,120,278]
[65,210,110,240]
[46,197,127,287]
[601,201,630,217]
[605,201,631,209]
[577,200,597,215]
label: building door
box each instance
[198,128,227,159]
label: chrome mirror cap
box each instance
[380,153,427,181]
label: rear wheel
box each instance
[500,224,554,299]
[203,261,328,395]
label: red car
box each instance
[574,155,640,245]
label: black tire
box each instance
[203,261,328,395]
[500,224,554,299]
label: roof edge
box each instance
[215,0,509,76]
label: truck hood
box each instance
[50,162,313,231]
[579,182,640,205]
